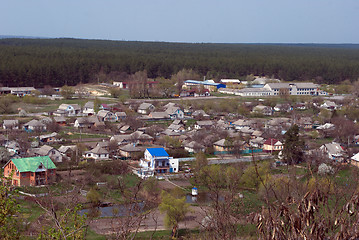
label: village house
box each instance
[83,101,95,115]
[147,112,171,120]
[192,110,210,118]
[9,87,36,97]
[55,104,81,116]
[110,134,132,145]
[184,141,205,153]
[23,120,46,132]
[252,105,273,116]
[139,148,178,177]
[137,103,155,114]
[320,101,338,110]
[167,123,185,133]
[74,116,101,128]
[119,144,142,159]
[351,152,359,167]
[35,145,63,163]
[320,142,345,161]
[165,106,184,119]
[84,146,109,161]
[3,119,19,130]
[54,116,67,126]
[39,132,60,144]
[3,156,56,186]
[194,120,213,130]
[130,131,154,145]
[58,145,77,159]
[2,119,19,130]
[5,141,21,156]
[115,112,127,121]
[298,117,313,130]
[213,139,233,154]
[263,138,283,152]
[274,103,292,112]
[97,110,117,122]
[232,119,251,130]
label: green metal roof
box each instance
[11,156,56,172]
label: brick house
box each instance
[3,156,56,186]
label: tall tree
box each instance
[282,124,305,164]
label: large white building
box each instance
[220,82,325,97]
[263,82,319,96]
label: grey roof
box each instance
[138,102,154,110]
[165,106,181,115]
[54,116,66,122]
[172,119,184,125]
[192,110,209,117]
[295,82,319,89]
[196,120,213,126]
[115,112,127,117]
[120,144,142,152]
[58,104,81,111]
[120,125,131,131]
[39,132,58,140]
[3,120,19,126]
[149,112,170,119]
[161,129,181,136]
[168,124,183,130]
[111,134,132,143]
[185,141,205,149]
[213,139,229,147]
[97,141,109,148]
[9,87,36,92]
[323,143,344,155]
[25,119,46,127]
[232,119,251,126]
[76,116,100,124]
[88,145,109,154]
[84,101,94,109]
[58,145,77,153]
[37,145,55,156]
[97,110,111,118]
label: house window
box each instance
[21,173,27,177]
[16,172,19,176]
[31,173,34,176]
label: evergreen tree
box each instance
[283,124,305,165]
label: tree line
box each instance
[1,38,359,87]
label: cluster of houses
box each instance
[1,88,359,186]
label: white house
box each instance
[55,104,81,116]
[165,106,184,119]
[23,120,47,132]
[137,103,155,114]
[35,145,63,163]
[3,120,19,130]
[320,142,344,161]
[97,110,117,122]
[83,101,95,115]
[139,148,177,175]
[84,146,109,161]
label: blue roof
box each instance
[184,80,226,88]
[146,148,169,157]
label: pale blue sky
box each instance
[1,0,358,43]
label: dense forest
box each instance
[1,38,359,87]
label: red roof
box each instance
[263,138,280,145]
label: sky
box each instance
[1,0,359,43]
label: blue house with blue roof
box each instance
[139,148,178,177]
